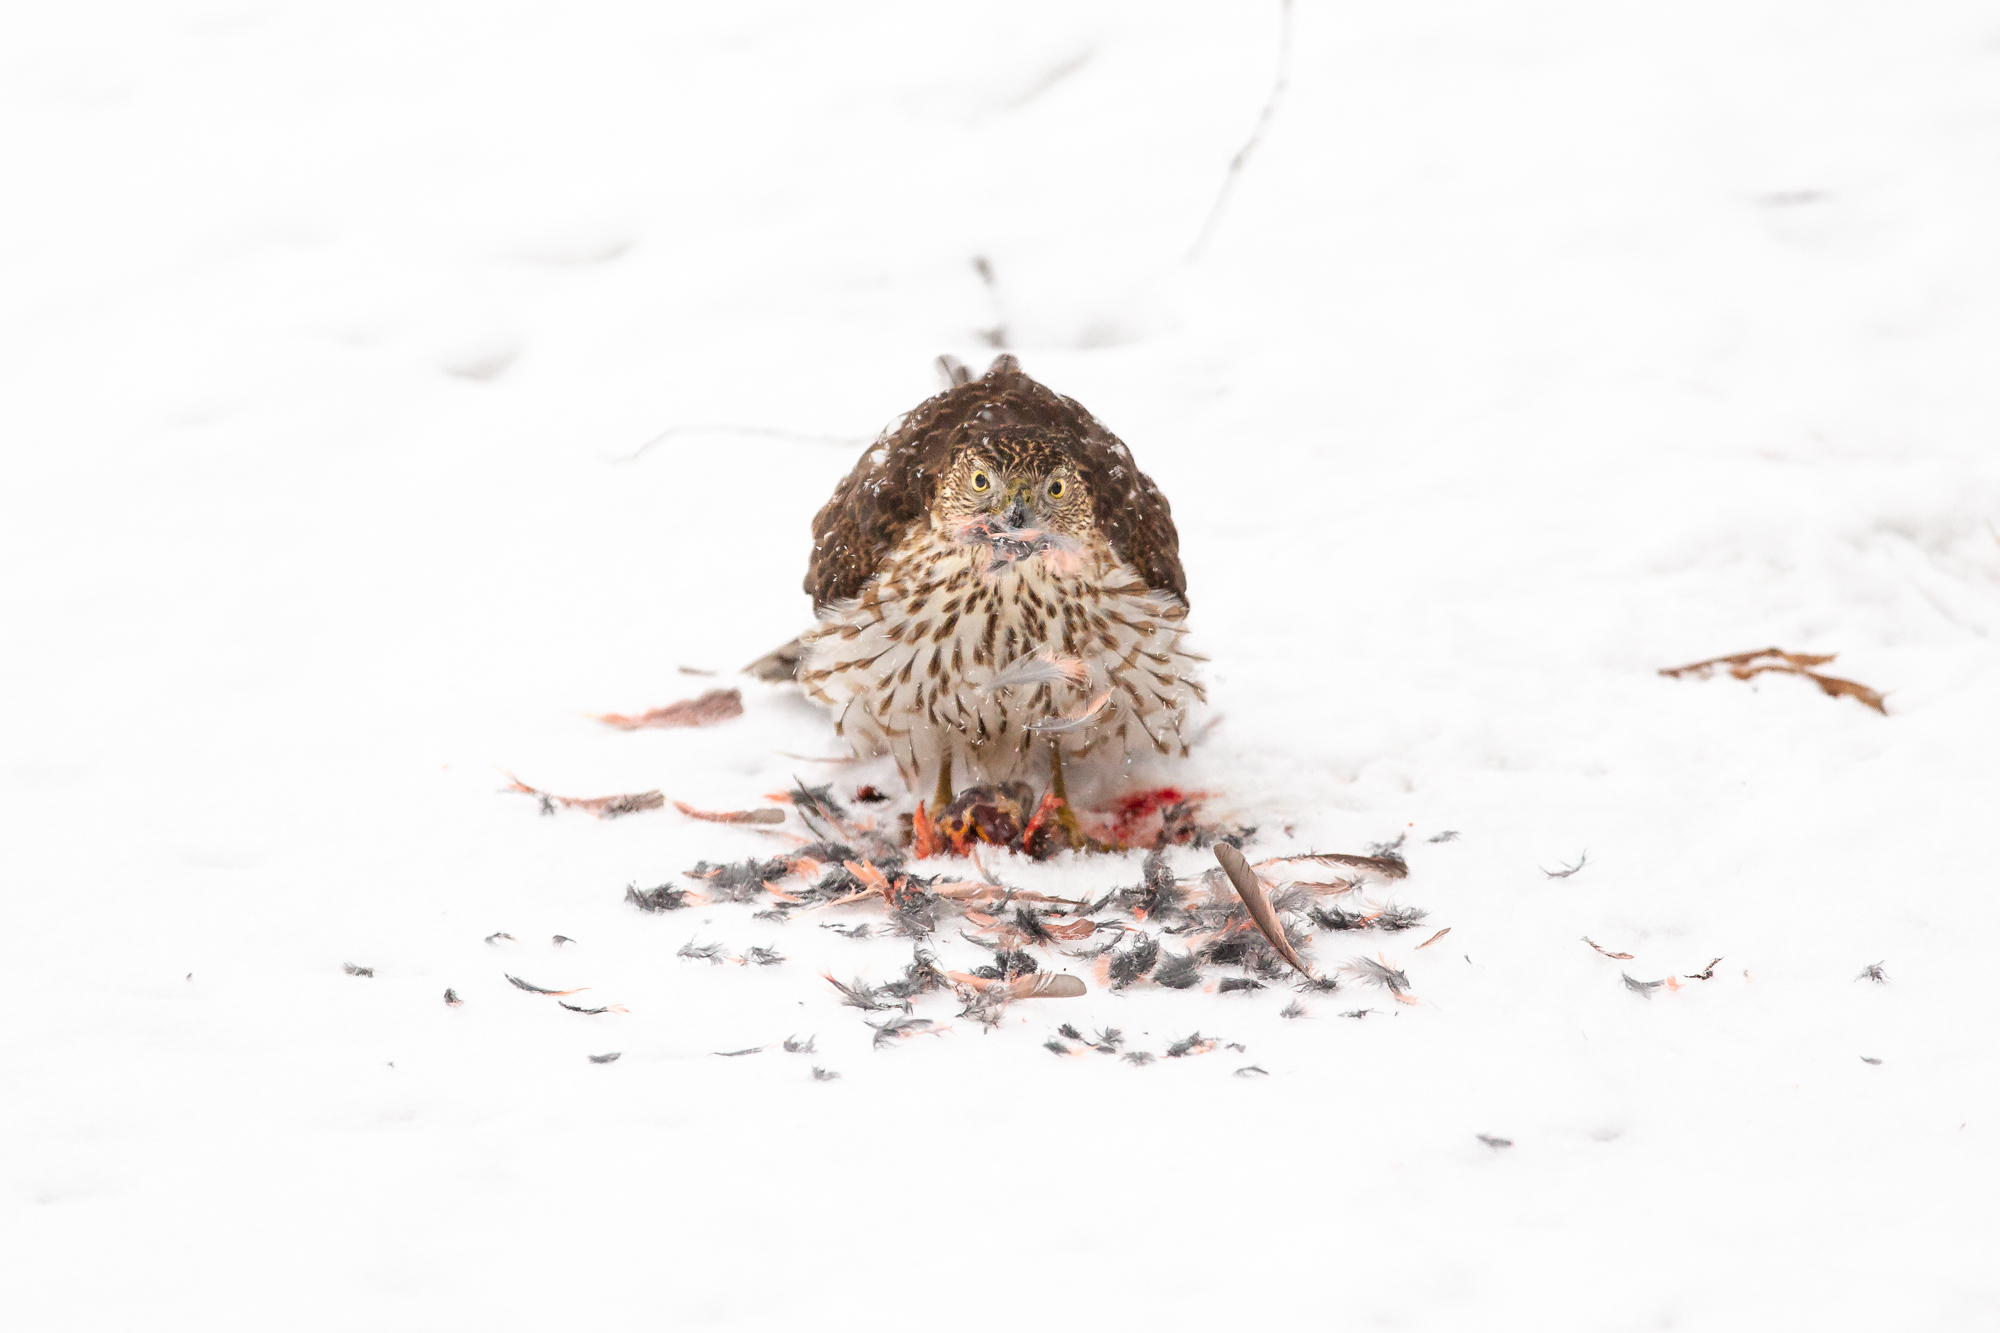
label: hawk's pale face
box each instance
[932,441,1095,540]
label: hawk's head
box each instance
[932,428,1095,541]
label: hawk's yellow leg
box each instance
[930,753,953,818]
[1049,740,1088,850]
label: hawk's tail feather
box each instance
[743,637,806,684]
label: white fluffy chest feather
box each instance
[799,528,1203,787]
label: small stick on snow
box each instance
[1188,0,1295,259]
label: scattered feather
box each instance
[1122,1051,1156,1066]
[1428,830,1460,843]
[673,801,787,826]
[506,973,588,996]
[866,1016,942,1048]
[1340,955,1413,1000]
[1856,961,1888,984]
[552,935,575,947]
[443,988,462,1006]
[953,515,1086,575]
[823,973,910,1013]
[592,688,743,730]
[1543,853,1588,879]
[625,882,692,912]
[982,649,1092,694]
[484,932,516,946]
[676,940,728,966]
[1234,1065,1269,1078]
[714,1046,766,1058]
[1416,927,1451,949]
[811,1067,841,1081]
[504,773,664,818]
[1214,843,1314,978]
[559,1000,627,1015]
[1860,1056,1882,1066]
[1477,1134,1514,1149]
[1007,972,1086,1000]
[1153,952,1203,990]
[1166,1032,1216,1058]
[1025,689,1112,735]
[1583,936,1634,960]
[1622,972,1665,998]
[1279,1000,1308,1019]
[342,962,374,978]
[1255,851,1407,882]
[587,1052,621,1064]
[783,1035,816,1054]
[1684,957,1723,981]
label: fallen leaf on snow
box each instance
[1660,647,1886,715]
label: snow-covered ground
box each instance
[4,2,1998,1328]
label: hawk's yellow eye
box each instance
[1047,478,1066,499]
[970,471,991,492]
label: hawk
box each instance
[768,355,1203,842]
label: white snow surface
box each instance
[4,2,1998,1328]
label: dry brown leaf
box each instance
[1660,648,1885,714]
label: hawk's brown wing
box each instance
[805,355,1186,610]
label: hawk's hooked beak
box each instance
[1000,481,1034,530]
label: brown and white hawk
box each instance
[765,355,1203,832]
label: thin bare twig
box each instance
[1188,0,1295,259]
[610,424,863,466]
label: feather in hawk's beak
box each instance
[1001,481,1034,529]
